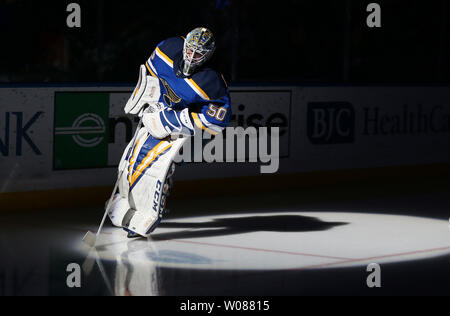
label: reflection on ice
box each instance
[76,211,450,296]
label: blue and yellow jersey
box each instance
[145,37,231,135]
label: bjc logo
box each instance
[307,102,355,144]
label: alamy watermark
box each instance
[66,3,81,28]
[367,3,381,28]
[173,127,280,174]
[66,263,81,288]
[366,263,381,288]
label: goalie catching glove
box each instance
[125,65,162,115]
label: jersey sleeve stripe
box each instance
[156,47,174,67]
[221,74,228,88]
[186,78,210,100]
[191,112,219,135]
[145,61,158,77]
[199,113,224,132]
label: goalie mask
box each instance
[182,27,216,76]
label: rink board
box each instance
[0,85,450,195]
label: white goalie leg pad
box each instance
[125,65,161,115]
[108,127,149,227]
[126,136,188,237]
[108,193,131,228]
[118,127,149,174]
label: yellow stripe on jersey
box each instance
[145,62,157,77]
[191,112,219,135]
[221,74,228,88]
[156,47,174,66]
[188,78,210,100]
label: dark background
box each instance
[1,0,450,297]
[1,0,449,84]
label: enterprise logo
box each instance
[55,113,106,148]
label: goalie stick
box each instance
[82,115,144,248]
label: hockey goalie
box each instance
[108,27,231,238]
